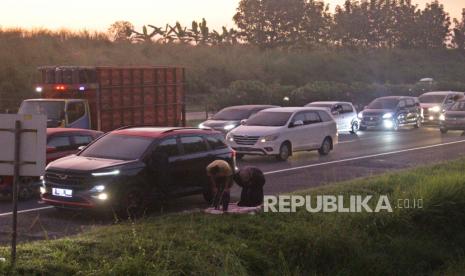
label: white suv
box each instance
[226,107,338,161]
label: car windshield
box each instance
[212,107,255,121]
[80,134,153,160]
[246,111,292,126]
[367,98,399,110]
[18,101,65,121]
[306,103,333,109]
[419,95,446,104]
[449,102,465,111]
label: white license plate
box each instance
[52,188,73,198]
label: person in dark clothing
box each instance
[234,167,265,207]
[207,160,234,211]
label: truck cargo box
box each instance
[35,66,185,131]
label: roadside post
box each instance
[0,114,46,266]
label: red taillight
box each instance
[55,85,66,91]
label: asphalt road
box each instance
[1,126,465,244]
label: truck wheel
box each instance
[276,142,291,161]
[350,121,359,134]
[318,137,332,156]
[18,177,35,200]
[440,128,448,134]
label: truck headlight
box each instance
[429,106,441,113]
[439,114,446,121]
[382,113,393,119]
[223,124,237,131]
[260,134,279,143]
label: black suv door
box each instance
[178,135,210,190]
[404,98,419,123]
[151,136,185,194]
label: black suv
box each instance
[358,96,422,131]
[41,127,237,212]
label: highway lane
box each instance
[1,127,465,243]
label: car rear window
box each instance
[80,134,153,160]
[181,136,208,154]
[318,111,333,122]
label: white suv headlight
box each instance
[260,134,279,143]
[357,112,363,119]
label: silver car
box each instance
[305,101,359,134]
[419,91,464,125]
[199,105,278,134]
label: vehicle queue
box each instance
[15,90,465,214]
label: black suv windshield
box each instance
[419,95,446,104]
[367,98,399,110]
[80,134,153,160]
[212,108,254,121]
[246,112,292,126]
[450,102,465,111]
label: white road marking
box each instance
[264,139,465,175]
[0,206,53,217]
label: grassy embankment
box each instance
[1,159,465,275]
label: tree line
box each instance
[109,0,465,50]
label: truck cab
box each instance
[19,99,91,129]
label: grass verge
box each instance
[1,159,465,275]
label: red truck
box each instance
[18,66,186,131]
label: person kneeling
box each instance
[234,167,265,207]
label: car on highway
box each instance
[0,128,102,200]
[226,107,338,161]
[419,91,464,125]
[40,127,236,212]
[305,101,359,134]
[358,96,422,131]
[439,99,465,133]
[199,105,278,133]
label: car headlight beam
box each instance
[92,170,120,177]
[382,113,393,119]
[429,106,441,113]
[260,134,279,143]
[223,124,237,131]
